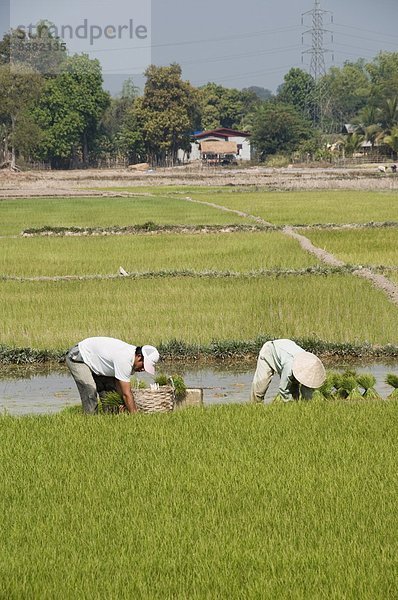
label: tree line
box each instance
[0,25,397,169]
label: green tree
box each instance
[366,52,398,103]
[1,24,67,75]
[340,132,365,158]
[0,64,43,168]
[382,127,398,159]
[0,33,11,64]
[134,63,199,166]
[243,86,273,101]
[100,78,140,145]
[250,101,312,160]
[354,105,379,128]
[378,97,398,133]
[277,68,316,118]
[33,54,110,167]
[321,60,371,132]
[100,80,145,164]
[198,83,258,130]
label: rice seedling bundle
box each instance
[155,373,187,402]
[100,391,123,413]
[313,372,338,400]
[315,370,383,401]
[340,375,361,400]
[385,374,398,400]
[356,374,382,400]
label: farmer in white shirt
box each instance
[250,339,326,404]
[66,337,160,414]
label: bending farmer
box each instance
[250,339,326,404]
[66,337,160,414]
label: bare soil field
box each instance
[1,163,398,197]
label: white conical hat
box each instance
[292,352,326,388]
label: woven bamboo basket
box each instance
[134,385,175,413]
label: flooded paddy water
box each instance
[0,359,397,416]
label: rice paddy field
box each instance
[106,187,398,225]
[0,275,397,348]
[0,194,252,236]
[298,227,398,267]
[1,184,398,598]
[1,187,397,351]
[1,403,398,598]
[0,231,320,276]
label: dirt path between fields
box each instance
[182,196,274,226]
[183,195,398,306]
[283,226,398,304]
[283,227,345,267]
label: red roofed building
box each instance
[178,128,251,164]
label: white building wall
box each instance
[177,135,251,163]
[228,136,251,161]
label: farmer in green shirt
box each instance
[250,339,326,404]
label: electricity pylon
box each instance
[302,0,333,127]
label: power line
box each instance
[333,22,398,41]
[193,65,296,86]
[85,25,302,55]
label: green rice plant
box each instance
[388,272,398,285]
[334,371,363,400]
[188,190,398,225]
[385,373,398,399]
[155,373,187,401]
[301,227,398,266]
[356,373,382,400]
[310,389,325,402]
[99,390,122,413]
[131,376,148,389]
[1,402,398,598]
[170,374,187,401]
[0,195,252,236]
[154,373,169,386]
[271,393,285,404]
[329,371,343,393]
[343,377,363,401]
[316,371,338,400]
[0,230,319,277]
[59,404,83,415]
[1,274,397,349]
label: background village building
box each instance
[178,128,251,164]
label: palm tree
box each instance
[382,126,398,159]
[355,105,380,128]
[365,124,383,152]
[379,97,398,134]
[340,132,365,157]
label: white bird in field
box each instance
[119,266,129,276]
[378,165,386,173]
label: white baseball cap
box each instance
[142,345,160,375]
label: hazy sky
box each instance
[1,0,397,95]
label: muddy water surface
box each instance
[0,360,397,416]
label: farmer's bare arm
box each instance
[116,379,137,413]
